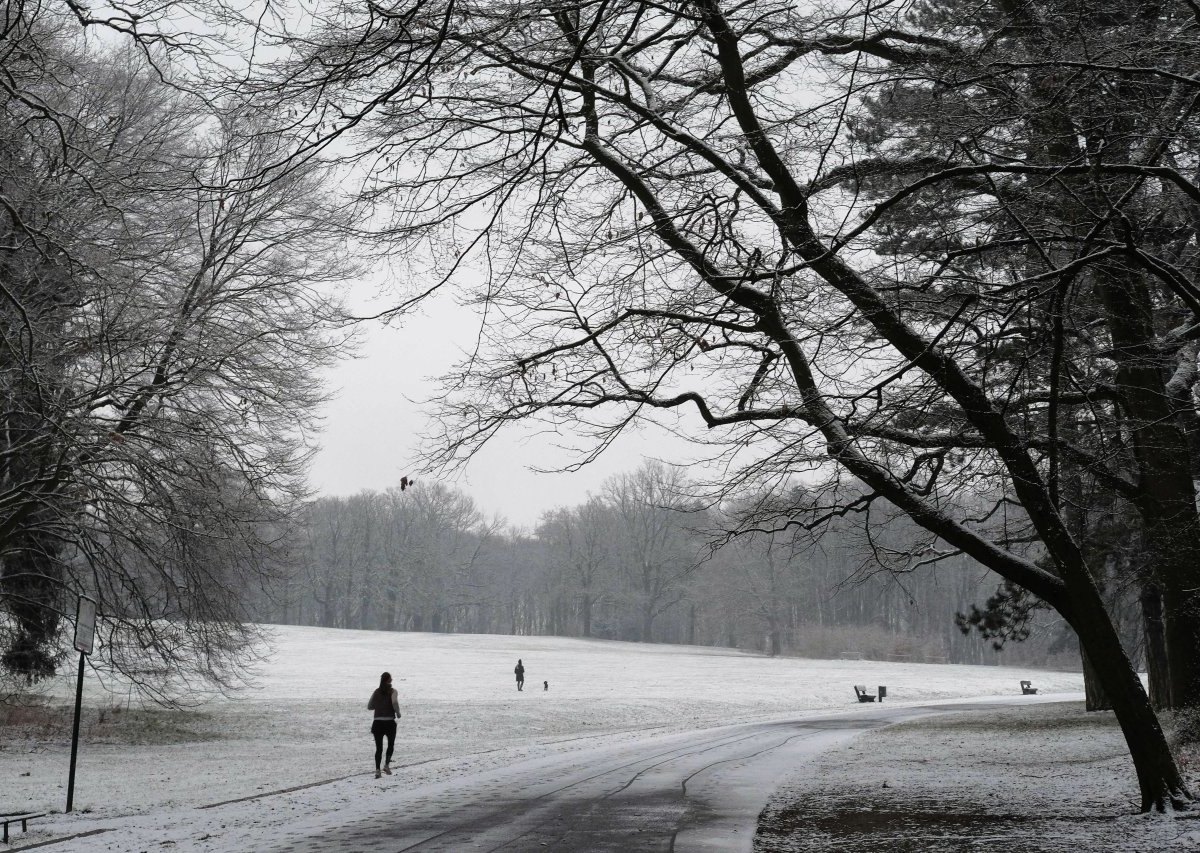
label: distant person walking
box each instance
[515,659,525,691]
[368,671,399,778]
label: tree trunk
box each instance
[1068,587,1190,810]
[1081,650,1111,712]
[1141,583,1170,711]
[641,603,654,643]
[320,579,336,628]
[1097,267,1200,710]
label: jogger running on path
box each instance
[368,671,399,778]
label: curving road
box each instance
[45,699,1055,852]
[264,705,942,853]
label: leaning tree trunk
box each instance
[1066,575,1191,810]
[1061,448,1109,712]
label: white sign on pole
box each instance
[73,596,96,655]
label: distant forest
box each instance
[248,463,1141,671]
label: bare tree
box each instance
[262,0,1200,808]
[714,527,800,658]
[0,14,354,700]
[604,462,701,643]
[538,497,616,638]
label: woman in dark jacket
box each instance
[368,672,399,778]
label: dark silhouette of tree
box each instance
[256,0,1200,809]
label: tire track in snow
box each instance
[387,726,785,852]
[372,716,899,852]
[474,728,829,853]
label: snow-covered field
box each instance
[1,625,1086,848]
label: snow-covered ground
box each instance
[756,703,1200,852]
[0,625,1091,849]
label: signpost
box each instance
[66,595,96,813]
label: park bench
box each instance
[2,811,46,843]
[1020,680,1038,695]
[853,684,876,703]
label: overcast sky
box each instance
[306,287,699,529]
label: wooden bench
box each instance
[1020,680,1038,695]
[2,811,46,843]
[853,684,876,703]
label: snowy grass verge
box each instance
[754,702,1200,852]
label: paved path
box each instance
[259,707,936,853]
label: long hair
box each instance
[370,672,393,713]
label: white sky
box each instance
[307,286,701,529]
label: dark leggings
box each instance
[371,720,396,769]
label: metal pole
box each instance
[66,650,85,813]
